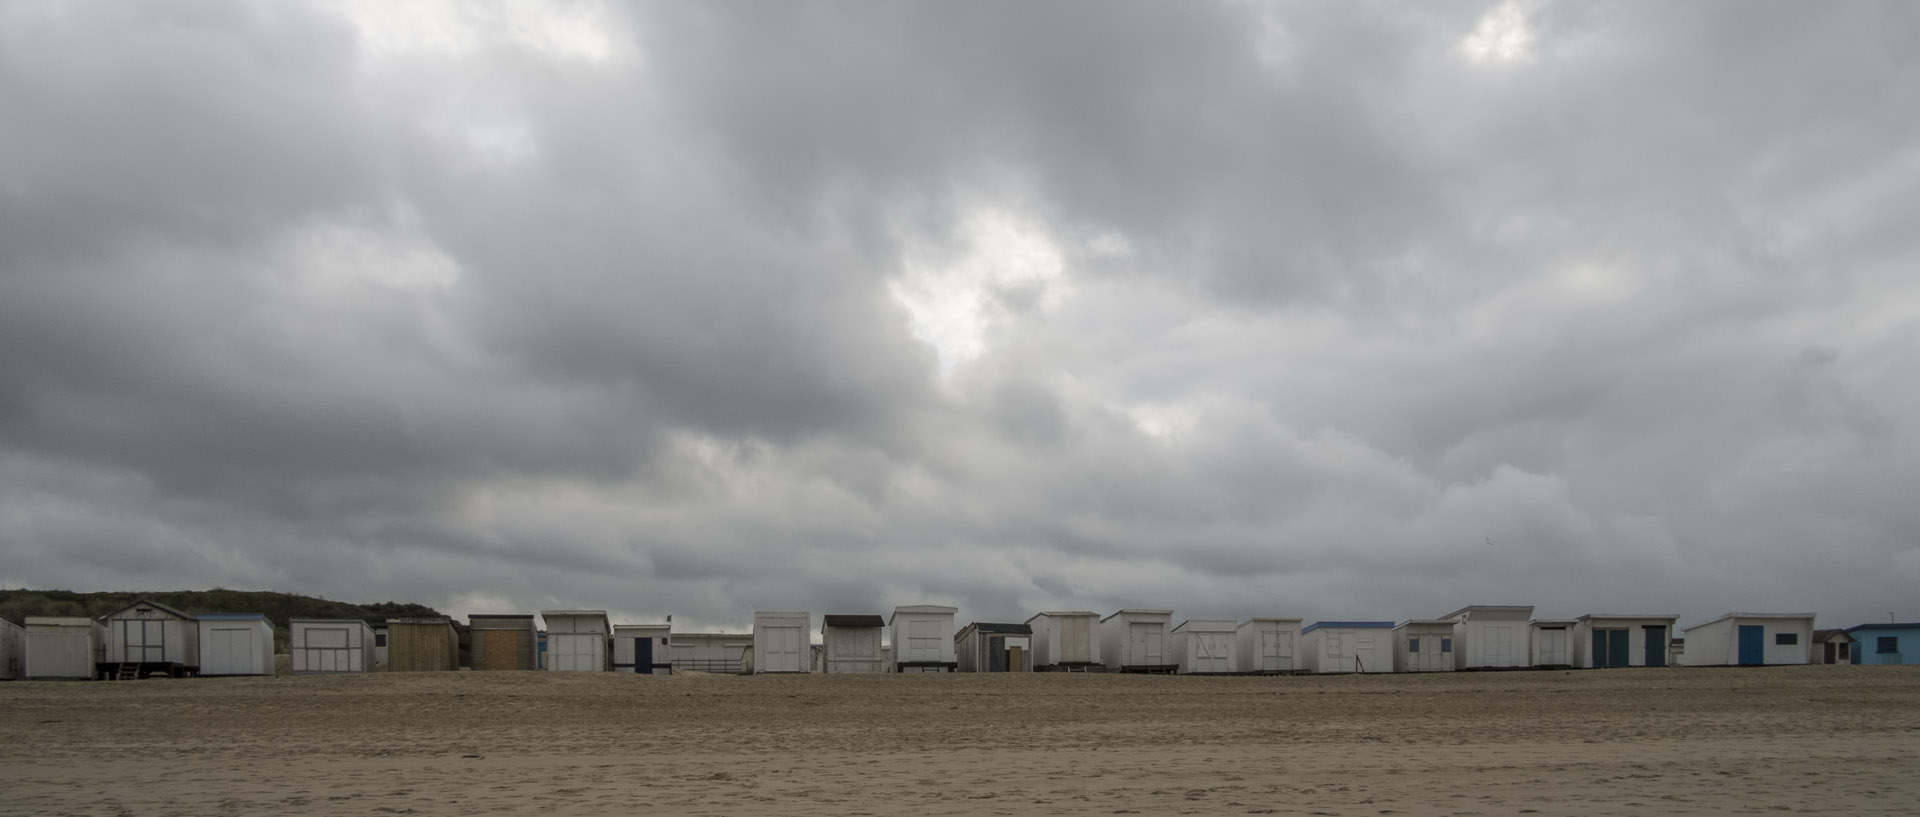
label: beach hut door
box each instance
[121,620,164,662]
[209,627,252,673]
[633,637,652,674]
[1642,626,1666,668]
[1737,626,1765,666]
[1129,622,1163,665]
[1536,628,1568,666]
[1061,617,1091,663]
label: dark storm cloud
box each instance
[1,1,1916,634]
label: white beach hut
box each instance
[1236,618,1303,673]
[1529,619,1577,668]
[1024,611,1102,671]
[24,616,107,680]
[1100,609,1176,673]
[613,623,672,674]
[289,618,375,674]
[197,613,274,676]
[671,632,755,674]
[891,605,959,672]
[103,599,199,678]
[753,612,811,674]
[1394,620,1457,672]
[1811,629,1854,665]
[1572,614,1679,668]
[542,610,612,671]
[955,622,1033,672]
[0,618,22,680]
[821,614,887,674]
[1171,619,1237,674]
[1439,605,1533,670]
[1679,613,1816,666]
[1300,621,1394,674]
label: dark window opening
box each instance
[1775,633,1798,646]
[1879,636,1899,654]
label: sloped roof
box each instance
[824,614,885,628]
[104,598,196,621]
[963,622,1033,635]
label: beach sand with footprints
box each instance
[4,665,1918,816]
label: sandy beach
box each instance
[4,666,1917,816]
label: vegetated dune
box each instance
[4,666,1917,816]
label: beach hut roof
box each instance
[1301,621,1395,633]
[1100,609,1173,622]
[105,598,197,621]
[824,614,885,628]
[963,622,1032,635]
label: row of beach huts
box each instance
[1,601,1914,680]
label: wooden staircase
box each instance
[115,662,139,681]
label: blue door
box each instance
[988,637,1006,672]
[1737,625,1765,665]
[634,637,653,674]
[1643,626,1666,668]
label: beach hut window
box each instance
[1879,637,1898,654]
[1774,633,1797,646]
[1407,638,1419,652]
[1440,639,1452,653]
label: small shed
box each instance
[1680,613,1815,666]
[1394,620,1457,672]
[671,632,755,674]
[468,614,539,671]
[24,617,107,680]
[1235,618,1303,674]
[289,618,375,674]
[956,622,1032,672]
[1440,605,1533,670]
[1845,623,1920,665]
[612,623,672,674]
[103,598,199,678]
[0,618,22,680]
[542,610,611,671]
[1024,611,1102,670]
[821,614,887,673]
[1529,619,1577,668]
[891,605,959,672]
[753,612,811,673]
[386,617,459,672]
[1100,609,1175,673]
[1810,629,1853,665]
[1170,619,1236,674]
[1573,614,1679,668]
[1300,621,1394,674]
[197,613,274,676]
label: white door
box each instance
[1485,623,1512,666]
[553,633,601,671]
[766,627,801,672]
[210,628,252,673]
[1061,617,1091,663]
[1260,629,1294,671]
[1351,634,1376,672]
[905,619,940,662]
[122,620,165,662]
[1129,621,1163,665]
[1194,632,1230,672]
[1537,628,1568,666]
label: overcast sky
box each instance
[2,1,1916,633]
